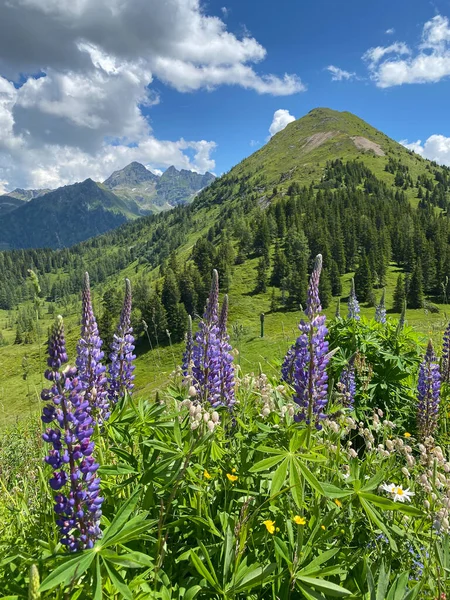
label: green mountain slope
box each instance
[0,179,140,250]
[2,106,450,424]
[104,162,215,213]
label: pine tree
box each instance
[255,257,269,293]
[407,261,424,309]
[392,274,406,313]
[318,268,332,309]
[354,253,373,302]
[270,242,288,287]
[329,260,342,296]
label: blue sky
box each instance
[1,0,450,190]
[149,0,450,174]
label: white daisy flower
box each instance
[382,482,414,503]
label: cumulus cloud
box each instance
[0,0,304,190]
[326,65,356,81]
[385,28,395,35]
[401,135,450,166]
[269,109,296,138]
[364,15,450,87]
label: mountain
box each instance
[3,107,450,423]
[0,163,215,249]
[0,187,49,216]
[0,178,142,250]
[104,162,215,213]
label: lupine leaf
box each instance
[39,551,95,592]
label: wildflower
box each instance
[334,499,342,508]
[417,340,441,440]
[347,279,360,321]
[182,315,194,381]
[375,289,386,324]
[444,322,450,384]
[293,515,306,525]
[321,525,326,530]
[226,473,238,482]
[41,316,103,552]
[263,520,276,534]
[339,359,356,409]
[108,278,136,405]
[232,467,237,473]
[76,272,109,422]
[203,470,212,479]
[191,271,236,408]
[404,432,412,438]
[282,255,330,427]
[382,482,414,503]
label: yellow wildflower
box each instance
[226,473,238,482]
[232,467,237,473]
[334,499,342,508]
[404,432,411,438]
[263,520,276,534]
[293,515,306,525]
[321,525,326,530]
[203,470,212,479]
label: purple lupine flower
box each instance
[41,316,103,552]
[281,341,298,385]
[192,270,222,407]
[217,295,236,409]
[76,273,109,422]
[191,270,236,409]
[108,278,136,403]
[375,289,386,324]
[182,314,193,381]
[339,359,356,409]
[417,340,441,439]
[442,322,450,384]
[335,298,341,319]
[347,279,360,321]
[283,255,330,428]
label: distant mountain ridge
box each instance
[0,163,215,249]
[103,162,215,213]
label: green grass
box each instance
[2,255,449,428]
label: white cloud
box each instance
[221,6,229,17]
[401,135,450,165]
[326,65,356,81]
[385,28,395,35]
[0,180,9,194]
[364,15,450,87]
[269,109,296,137]
[249,139,259,147]
[0,0,304,190]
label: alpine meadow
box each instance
[3,102,450,599]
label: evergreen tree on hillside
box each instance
[354,253,373,302]
[161,268,186,342]
[407,261,424,309]
[329,259,342,296]
[270,242,288,287]
[393,274,406,313]
[318,268,332,309]
[255,257,269,293]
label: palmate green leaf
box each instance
[386,571,410,600]
[296,576,352,597]
[103,560,133,600]
[296,582,327,600]
[298,549,340,575]
[100,487,141,545]
[361,470,385,492]
[375,561,390,600]
[232,563,277,593]
[221,525,234,585]
[295,460,325,496]
[183,586,203,600]
[273,536,292,567]
[249,454,286,473]
[321,483,354,499]
[359,492,423,516]
[98,464,138,476]
[359,498,398,552]
[289,459,303,508]
[39,551,95,592]
[92,554,102,600]
[271,458,288,496]
[190,551,222,592]
[101,549,153,569]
